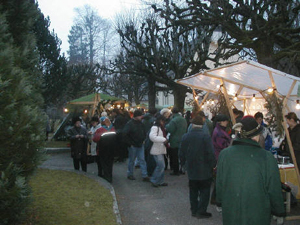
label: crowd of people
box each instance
[67,107,300,225]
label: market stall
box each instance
[177,60,300,213]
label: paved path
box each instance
[41,151,299,225]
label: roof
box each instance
[177,60,300,99]
[68,93,125,105]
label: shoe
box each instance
[135,165,140,168]
[127,176,136,180]
[159,183,168,186]
[170,172,180,176]
[142,177,150,182]
[197,212,212,219]
[151,182,159,187]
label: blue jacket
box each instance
[179,127,216,180]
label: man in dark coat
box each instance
[68,116,88,172]
[179,115,216,219]
[123,109,149,181]
[216,116,285,225]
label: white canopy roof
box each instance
[177,60,300,99]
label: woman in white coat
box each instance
[149,115,168,187]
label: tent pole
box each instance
[200,92,210,109]
[221,79,236,125]
[282,80,300,187]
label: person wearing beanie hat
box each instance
[216,115,285,225]
[123,109,150,181]
[179,114,216,218]
[68,116,88,172]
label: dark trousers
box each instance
[189,178,212,215]
[169,147,179,173]
[73,156,87,172]
[97,150,114,183]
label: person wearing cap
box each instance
[280,112,300,167]
[179,114,216,219]
[93,117,116,183]
[123,109,150,181]
[216,116,285,225]
[166,107,187,175]
[68,116,88,172]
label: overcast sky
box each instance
[37,0,143,55]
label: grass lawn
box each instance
[28,169,117,225]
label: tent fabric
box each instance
[177,60,300,99]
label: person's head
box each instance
[171,107,180,114]
[285,112,299,128]
[112,108,120,117]
[191,114,205,126]
[101,111,108,117]
[148,108,158,115]
[72,116,81,128]
[100,116,111,126]
[91,116,99,127]
[154,115,166,127]
[254,112,264,125]
[133,109,144,121]
[233,108,244,118]
[233,115,263,141]
[216,114,229,127]
[160,108,171,119]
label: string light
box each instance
[216,85,220,89]
[234,94,238,101]
[252,94,256,102]
[267,87,274,93]
[296,100,300,110]
[211,100,215,105]
[84,109,88,114]
[64,108,69,113]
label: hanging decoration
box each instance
[264,92,284,138]
[207,89,230,118]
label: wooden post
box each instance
[199,92,210,109]
[221,79,236,125]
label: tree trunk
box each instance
[172,84,187,113]
[147,77,156,109]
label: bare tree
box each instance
[68,5,116,65]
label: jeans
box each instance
[189,178,212,214]
[150,154,165,185]
[127,145,148,178]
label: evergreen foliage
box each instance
[0,1,46,223]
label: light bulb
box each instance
[296,100,300,110]
[234,94,238,101]
[267,88,274,93]
[252,94,256,102]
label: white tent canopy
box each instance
[177,60,300,100]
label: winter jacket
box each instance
[149,125,167,155]
[93,125,116,155]
[123,118,146,147]
[68,126,88,159]
[216,138,285,225]
[212,123,231,161]
[166,113,187,148]
[179,127,216,180]
[142,113,156,134]
[281,123,300,167]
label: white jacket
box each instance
[149,126,167,155]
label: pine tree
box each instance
[0,1,46,223]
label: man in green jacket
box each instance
[166,107,187,175]
[216,116,285,225]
